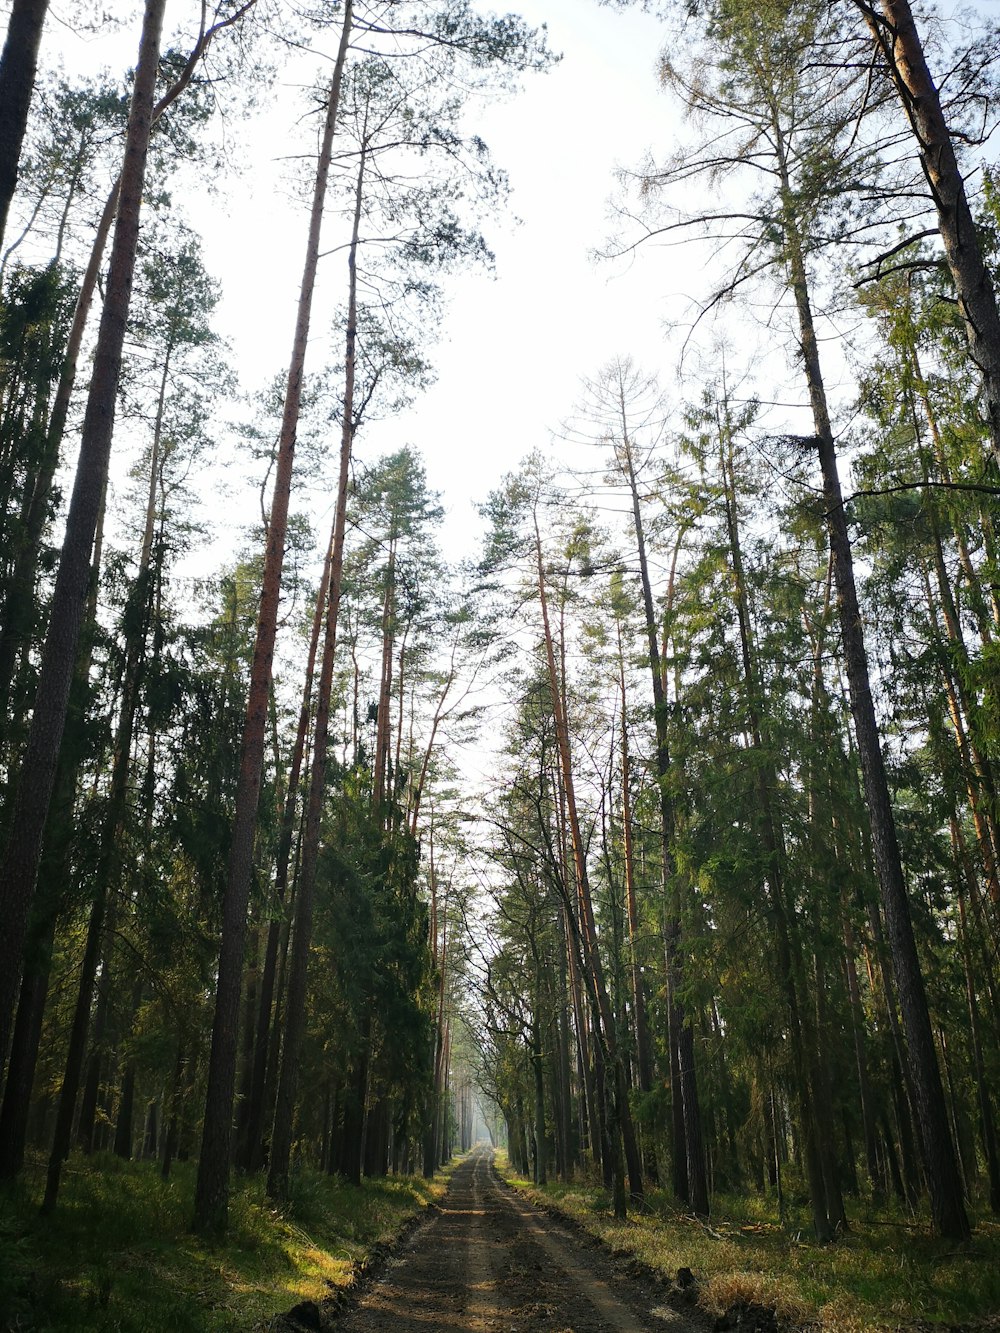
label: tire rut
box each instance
[323,1145,706,1332]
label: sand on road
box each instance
[333,1144,706,1332]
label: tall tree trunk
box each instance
[863,922,923,1207]
[614,412,707,1213]
[532,509,642,1214]
[716,403,833,1241]
[908,334,997,653]
[40,894,109,1212]
[920,558,1000,903]
[372,538,396,811]
[77,952,111,1153]
[843,916,882,1195]
[564,897,597,1170]
[555,916,574,1177]
[859,0,1000,458]
[241,531,334,1173]
[160,1045,186,1180]
[0,0,49,250]
[266,130,364,1204]
[0,0,164,1081]
[193,7,352,1233]
[616,629,653,1097]
[954,832,1000,1213]
[531,1015,547,1185]
[778,141,970,1237]
[113,1055,137,1160]
[0,482,105,1180]
[425,821,450,1177]
[0,4,253,721]
[39,316,169,1210]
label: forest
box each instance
[1,0,1000,1329]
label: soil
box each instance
[280,1144,711,1332]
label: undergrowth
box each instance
[0,1151,444,1331]
[498,1155,1000,1331]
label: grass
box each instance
[0,1150,446,1331]
[497,1156,1000,1331]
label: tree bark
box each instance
[614,413,707,1212]
[39,314,168,1209]
[0,3,255,720]
[266,128,364,1204]
[0,489,104,1180]
[616,648,653,1096]
[859,0,1000,458]
[779,147,970,1238]
[40,892,108,1212]
[716,404,832,1240]
[0,0,164,1077]
[0,0,49,250]
[953,827,1000,1212]
[532,509,642,1212]
[193,5,352,1233]
[241,530,334,1173]
[843,916,882,1194]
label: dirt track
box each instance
[334,1144,704,1331]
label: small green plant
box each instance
[0,1152,444,1331]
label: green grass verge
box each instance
[0,1152,445,1331]
[497,1155,1000,1330]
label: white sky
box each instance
[367,0,687,553]
[35,0,694,567]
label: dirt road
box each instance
[334,1145,704,1331]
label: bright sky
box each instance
[36,0,690,567]
[380,0,686,553]
[232,1,689,562]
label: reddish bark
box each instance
[193,15,352,1227]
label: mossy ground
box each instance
[498,1156,1000,1331]
[0,1151,445,1331]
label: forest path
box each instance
[333,1144,703,1332]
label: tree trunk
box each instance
[779,161,969,1236]
[532,510,642,1212]
[39,329,167,1209]
[920,556,1000,902]
[267,132,365,1203]
[77,953,111,1154]
[860,0,1000,458]
[843,917,882,1195]
[40,892,108,1212]
[0,1,253,723]
[425,826,450,1178]
[160,1045,186,1180]
[0,0,49,250]
[0,494,104,1182]
[193,7,352,1233]
[242,524,335,1172]
[0,932,51,1178]
[372,543,396,811]
[114,1058,137,1161]
[616,633,653,1096]
[954,839,1000,1212]
[0,0,164,1073]
[716,404,832,1240]
[615,423,707,1211]
[531,1015,547,1185]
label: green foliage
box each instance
[503,1165,1000,1331]
[0,1154,443,1331]
[313,758,434,1093]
